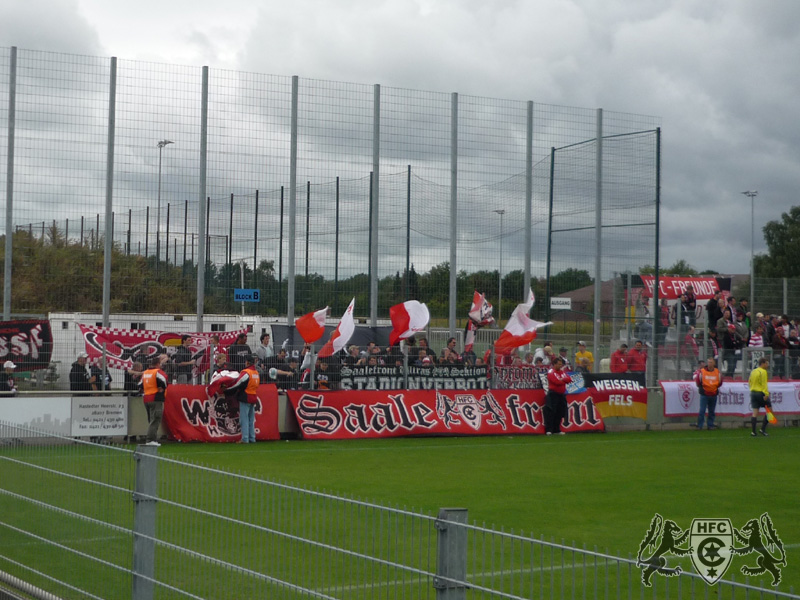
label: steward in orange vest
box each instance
[226,355,260,443]
[140,356,169,444]
[696,357,722,430]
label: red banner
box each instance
[0,319,53,370]
[639,276,720,300]
[287,389,605,439]
[161,384,280,442]
[77,325,246,374]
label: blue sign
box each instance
[234,288,260,302]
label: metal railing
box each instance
[1,422,796,600]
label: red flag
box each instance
[318,298,356,358]
[494,290,551,355]
[389,300,430,346]
[206,369,240,397]
[295,307,328,343]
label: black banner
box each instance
[583,372,646,390]
[493,366,547,389]
[339,364,488,390]
[0,319,53,370]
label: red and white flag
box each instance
[389,300,430,346]
[318,298,356,358]
[468,291,495,327]
[295,307,328,343]
[465,291,495,352]
[464,320,479,353]
[493,290,551,355]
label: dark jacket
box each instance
[69,362,93,391]
[90,364,112,391]
[173,344,194,376]
[0,372,16,394]
[227,343,252,372]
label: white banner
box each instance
[70,397,128,437]
[662,380,800,417]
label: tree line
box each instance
[14,204,799,320]
[0,226,594,320]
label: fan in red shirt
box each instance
[627,340,648,373]
[545,357,572,435]
[610,344,629,373]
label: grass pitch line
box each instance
[315,561,581,595]
[314,547,800,597]
[173,429,800,458]
[0,534,125,549]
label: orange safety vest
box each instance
[244,366,260,400]
[141,368,168,403]
[700,368,722,396]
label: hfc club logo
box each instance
[689,519,734,585]
[637,513,785,586]
[677,383,695,410]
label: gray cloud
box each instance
[0,0,102,55]
[236,0,800,275]
[2,0,799,278]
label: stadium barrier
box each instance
[1,422,796,600]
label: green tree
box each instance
[754,206,800,277]
[639,260,700,276]
[549,268,593,296]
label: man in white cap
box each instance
[0,360,17,395]
[69,352,95,392]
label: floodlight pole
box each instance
[494,209,505,322]
[156,140,174,263]
[742,190,758,317]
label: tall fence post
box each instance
[196,65,209,333]
[4,46,17,321]
[370,83,380,327]
[524,100,533,301]
[287,75,299,325]
[132,444,159,600]
[592,108,603,365]
[435,508,468,600]
[449,93,458,338]
[102,56,116,328]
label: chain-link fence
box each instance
[1,46,660,340]
[2,423,796,600]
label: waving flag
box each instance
[206,369,240,397]
[465,291,495,352]
[494,290,551,355]
[295,307,328,343]
[468,291,495,326]
[318,298,356,358]
[389,300,430,346]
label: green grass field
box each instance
[2,426,798,598]
[158,427,800,591]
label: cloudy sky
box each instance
[1,0,799,276]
